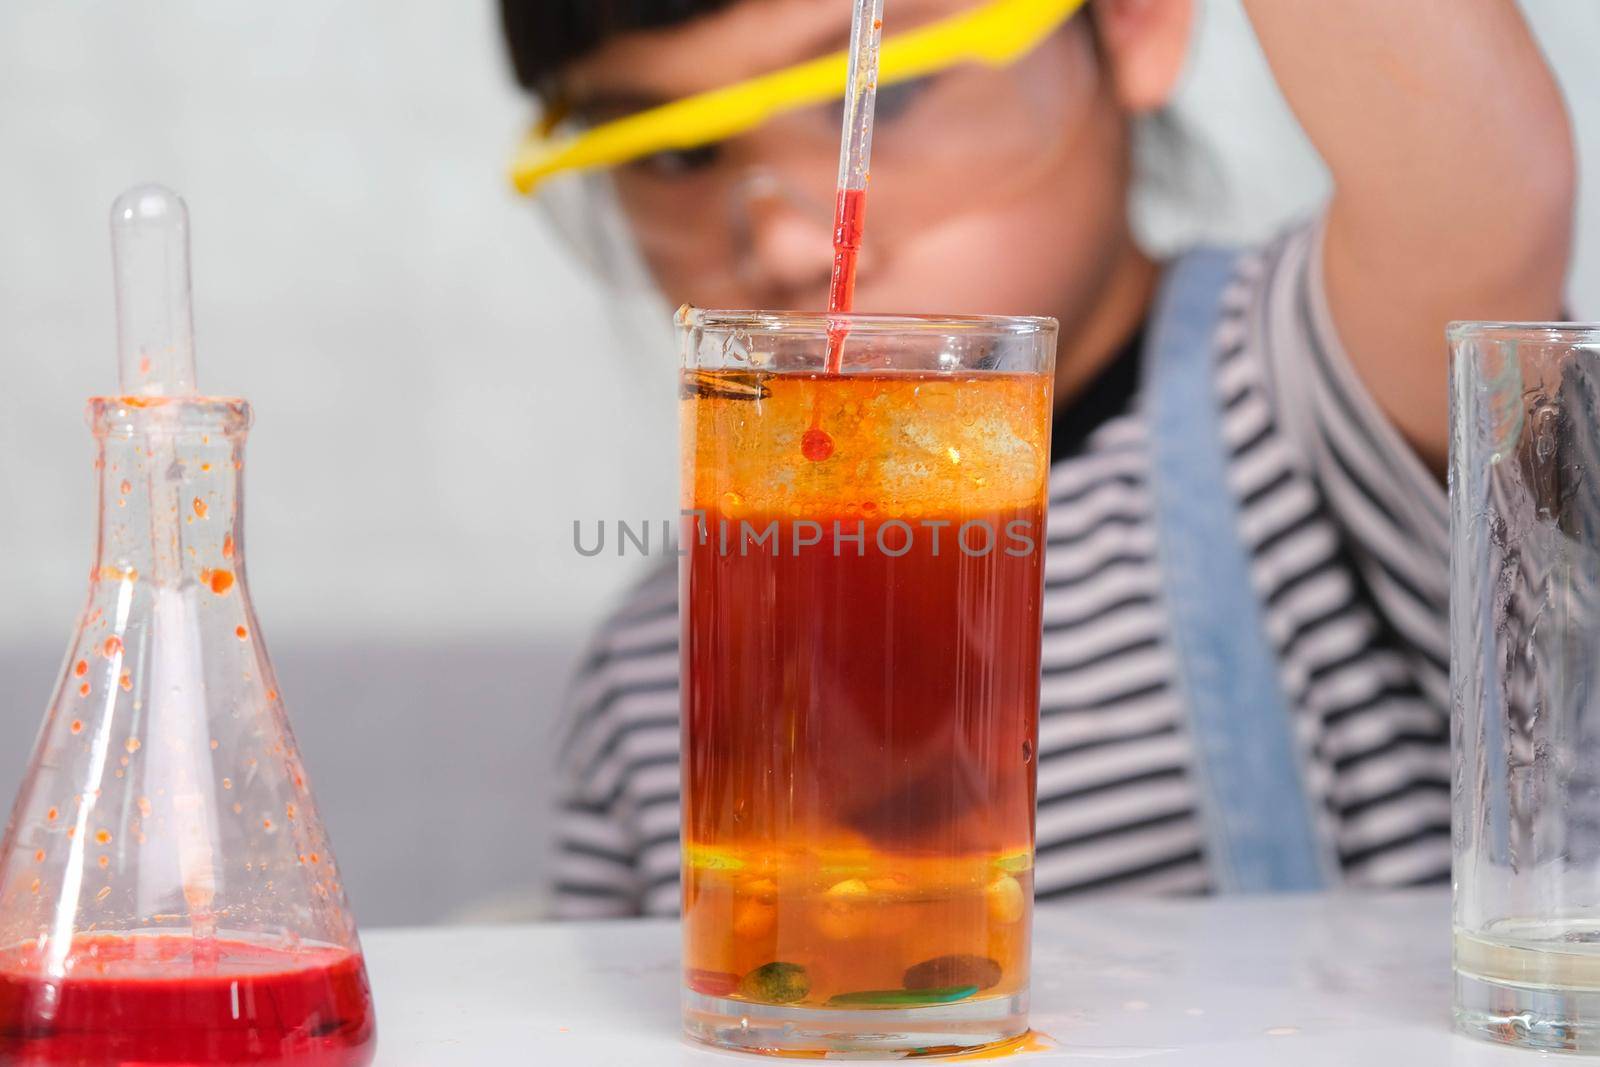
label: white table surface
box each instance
[361,891,1536,1065]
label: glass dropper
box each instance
[823,0,887,374]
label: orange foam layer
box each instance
[684,371,1051,516]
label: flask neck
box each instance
[89,397,252,594]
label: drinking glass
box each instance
[1451,322,1600,1051]
[678,309,1056,1056]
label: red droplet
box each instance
[103,636,122,657]
[74,660,88,678]
[222,533,235,559]
[801,428,835,463]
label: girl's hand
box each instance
[1242,0,1575,473]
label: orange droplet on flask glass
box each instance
[200,569,234,595]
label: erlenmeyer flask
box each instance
[0,187,375,1066]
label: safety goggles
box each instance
[513,0,1097,306]
[510,0,1090,195]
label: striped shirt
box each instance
[553,222,1452,918]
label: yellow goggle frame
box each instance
[511,0,1089,195]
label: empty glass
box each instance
[1451,322,1600,1051]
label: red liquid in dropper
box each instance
[808,186,869,459]
[824,186,868,374]
[0,935,375,1066]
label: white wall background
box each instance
[0,1,1596,924]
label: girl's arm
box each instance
[1242,0,1575,471]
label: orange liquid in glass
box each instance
[682,370,1049,1009]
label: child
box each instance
[501,0,1575,917]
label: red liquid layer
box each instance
[0,936,374,1066]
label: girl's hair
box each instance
[501,0,734,93]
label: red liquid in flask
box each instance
[0,936,375,1066]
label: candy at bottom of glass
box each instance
[684,846,1030,1009]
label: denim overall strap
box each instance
[1143,248,1334,892]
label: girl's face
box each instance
[560,0,1184,359]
